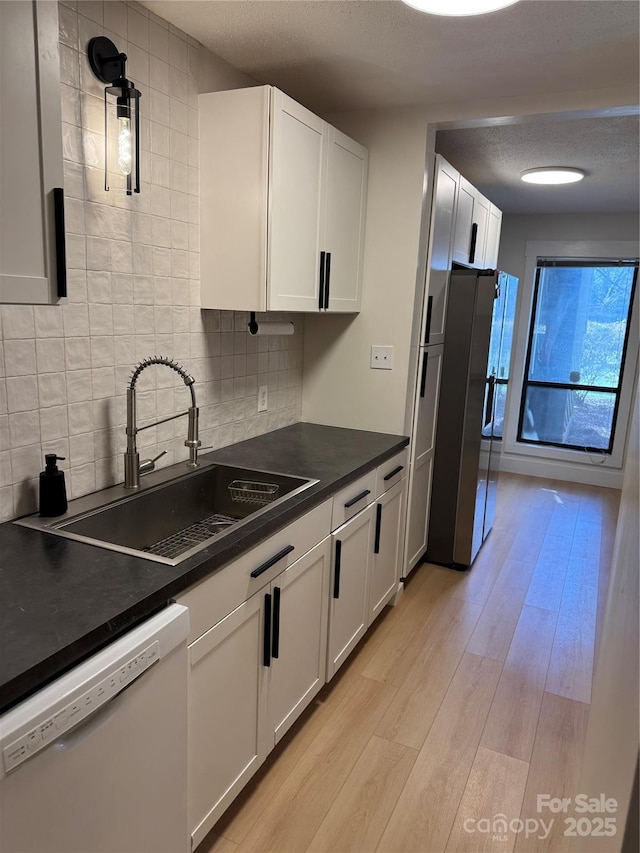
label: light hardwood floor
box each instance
[197,473,620,853]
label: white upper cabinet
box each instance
[0,1,65,304]
[484,203,503,269]
[268,89,326,312]
[200,85,367,313]
[323,127,368,312]
[451,176,498,270]
[422,155,459,345]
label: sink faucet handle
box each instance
[139,449,168,476]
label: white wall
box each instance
[302,108,431,436]
[0,1,304,523]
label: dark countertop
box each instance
[0,423,408,714]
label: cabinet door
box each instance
[268,89,325,312]
[266,538,331,747]
[405,345,444,574]
[451,176,475,267]
[423,156,459,345]
[0,1,64,304]
[484,204,503,270]
[327,503,375,680]
[323,127,367,313]
[369,478,406,625]
[188,594,267,849]
[473,192,490,268]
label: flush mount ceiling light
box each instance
[87,36,141,195]
[520,167,586,185]
[401,0,520,15]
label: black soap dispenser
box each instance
[39,454,68,517]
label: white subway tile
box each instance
[149,19,169,58]
[91,367,116,399]
[114,335,136,364]
[132,243,153,275]
[66,368,92,403]
[70,463,96,498]
[66,233,87,269]
[110,240,132,274]
[34,342,67,385]
[91,336,115,368]
[4,340,37,377]
[10,444,42,481]
[69,432,95,467]
[34,307,65,338]
[103,1,127,37]
[128,6,149,49]
[127,44,149,86]
[64,336,91,370]
[113,306,135,335]
[9,410,41,447]
[169,32,188,71]
[87,271,112,303]
[40,405,68,441]
[6,376,39,414]
[38,373,67,409]
[89,304,114,336]
[1,306,35,340]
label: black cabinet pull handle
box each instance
[469,222,478,265]
[420,351,429,398]
[344,489,370,509]
[383,465,404,482]
[272,586,281,659]
[250,544,295,578]
[374,503,382,554]
[333,540,342,598]
[324,251,331,309]
[423,295,433,345]
[263,593,272,667]
[53,188,67,298]
[319,250,326,310]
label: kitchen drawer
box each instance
[178,498,332,643]
[331,469,376,530]
[375,448,408,497]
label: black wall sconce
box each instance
[87,37,141,195]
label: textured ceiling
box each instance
[437,114,640,214]
[142,0,640,214]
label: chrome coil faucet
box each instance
[124,356,201,489]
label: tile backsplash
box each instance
[0,1,303,523]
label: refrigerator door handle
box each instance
[485,374,496,428]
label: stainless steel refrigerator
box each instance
[426,267,512,569]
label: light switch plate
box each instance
[258,385,268,412]
[370,346,393,370]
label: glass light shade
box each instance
[520,168,585,185]
[104,85,141,194]
[401,0,520,15]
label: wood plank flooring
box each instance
[198,473,620,853]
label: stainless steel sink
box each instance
[15,463,317,566]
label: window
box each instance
[517,258,638,453]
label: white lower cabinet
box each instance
[265,538,331,748]
[188,593,266,848]
[179,455,409,844]
[369,478,406,624]
[326,503,375,680]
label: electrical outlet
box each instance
[370,346,394,370]
[258,385,268,412]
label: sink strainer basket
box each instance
[229,480,280,505]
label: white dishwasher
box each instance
[0,603,190,853]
